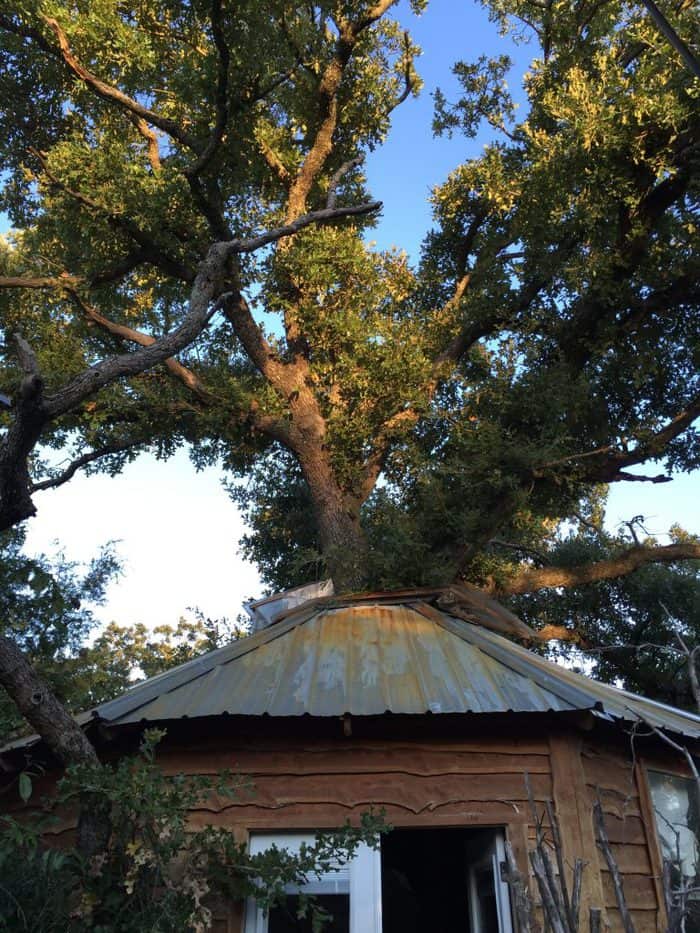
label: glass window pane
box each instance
[648,770,700,878]
[268,894,350,933]
[475,866,500,933]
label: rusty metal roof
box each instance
[96,604,573,722]
[84,601,700,736]
[4,596,700,755]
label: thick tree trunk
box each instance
[0,634,110,857]
[297,448,369,593]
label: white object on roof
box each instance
[244,579,334,632]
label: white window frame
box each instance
[467,830,514,933]
[245,827,513,933]
[244,833,381,933]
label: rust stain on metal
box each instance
[4,594,700,756]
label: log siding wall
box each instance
[3,720,673,932]
[156,725,666,932]
[580,737,664,932]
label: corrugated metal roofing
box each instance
[103,605,573,721]
[4,597,700,754]
[88,602,700,735]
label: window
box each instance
[648,770,700,879]
[244,834,381,933]
[245,828,513,933]
[648,769,700,929]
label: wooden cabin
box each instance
[3,585,700,932]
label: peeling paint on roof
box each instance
[96,601,700,736]
[4,597,700,755]
[98,605,573,721]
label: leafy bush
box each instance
[0,731,385,932]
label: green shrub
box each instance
[0,731,385,932]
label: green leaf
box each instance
[18,772,32,803]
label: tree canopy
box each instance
[0,0,698,718]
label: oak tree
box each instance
[0,0,698,756]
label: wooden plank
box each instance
[584,784,641,821]
[601,814,647,846]
[157,746,551,777]
[607,843,652,875]
[606,910,660,933]
[549,732,608,924]
[161,735,553,757]
[189,770,552,814]
[186,799,533,830]
[601,872,657,909]
[582,752,639,798]
[635,760,667,931]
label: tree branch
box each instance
[494,543,700,596]
[42,16,198,151]
[285,2,396,220]
[31,440,140,492]
[257,136,293,186]
[489,538,548,565]
[536,395,700,484]
[349,0,399,36]
[638,0,700,79]
[0,632,109,857]
[326,156,363,208]
[0,199,378,531]
[130,115,161,173]
[29,147,195,283]
[614,470,673,483]
[67,289,212,401]
[183,0,230,179]
[0,249,150,294]
[384,30,415,117]
[223,199,382,256]
[0,274,79,290]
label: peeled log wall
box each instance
[5,718,671,931]
[580,737,670,933]
[154,720,666,932]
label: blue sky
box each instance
[8,0,699,627]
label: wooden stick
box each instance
[546,799,574,930]
[571,858,584,930]
[503,838,533,933]
[593,799,636,933]
[530,849,568,933]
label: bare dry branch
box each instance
[633,715,700,806]
[593,799,636,933]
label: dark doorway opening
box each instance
[381,827,509,933]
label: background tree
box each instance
[0,529,118,741]
[0,549,242,745]
[3,0,696,594]
[0,0,698,745]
